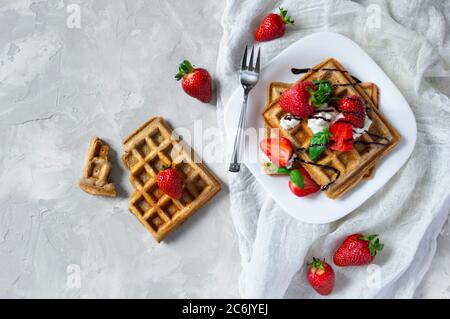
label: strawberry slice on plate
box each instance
[337,95,366,128]
[329,122,354,152]
[260,136,293,168]
[288,167,320,197]
[340,112,365,128]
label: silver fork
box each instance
[229,46,261,173]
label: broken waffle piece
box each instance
[80,137,117,197]
[122,116,222,242]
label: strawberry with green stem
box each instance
[255,7,294,42]
[307,258,335,296]
[280,80,335,118]
[156,165,184,200]
[333,234,384,266]
[175,60,212,103]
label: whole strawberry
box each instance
[255,7,294,42]
[307,258,335,296]
[156,166,183,200]
[175,60,212,103]
[333,234,384,266]
[279,81,315,118]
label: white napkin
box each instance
[216,0,450,298]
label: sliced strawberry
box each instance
[339,112,365,128]
[329,122,354,152]
[260,137,293,168]
[279,81,315,118]
[337,95,366,128]
[288,167,320,197]
[337,95,365,114]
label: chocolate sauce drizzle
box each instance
[281,65,394,191]
[313,108,336,113]
[292,152,341,190]
[311,115,332,122]
[283,114,303,121]
[291,67,362,83]
[355,132,390,146]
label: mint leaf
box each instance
[309,80,334,107]
[289,169,304,189]
[309,128,330,161]
[269,163,290,174]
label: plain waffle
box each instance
[262,58,400,199]
[122,116,222,242]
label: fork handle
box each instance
[229,92,249,173]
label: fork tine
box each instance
[248,46,255,71]
[255,48,261,73]
[241,45,248,71]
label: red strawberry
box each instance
[340,113,365,128]
[260,137,293,168]
[329,122,353,152]
[338,96,365,114]
[337,95,366,128]
[288,167,320,197]
[255,8,294,42]
[175,60,212,103]
[307,258,335,296]
[279,81,315,118]
[156,167,183,200]
[333,234,384,266]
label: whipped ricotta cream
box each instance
[280,114,301,130]
[262,153,272,164]
[261,150,297,170]
[307,111,338,134]
[330,113,372,139]
[285,153,297,169]
[353,116,372,139]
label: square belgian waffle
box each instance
[263,81,379,179]
[79,137,117,197]
[122,117,222,242]
[263,58,401,199]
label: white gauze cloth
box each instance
[216,0,450,298]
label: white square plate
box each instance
[224,32,417,223]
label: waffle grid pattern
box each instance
[122,117,221,242]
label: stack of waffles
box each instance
[122,117,222,242]
[262,58,401,199]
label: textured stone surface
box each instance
[0,0,448,298]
